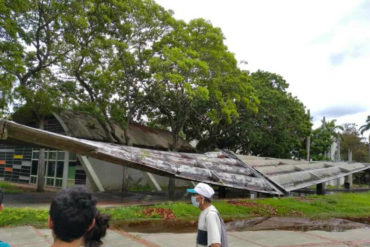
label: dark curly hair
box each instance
[84,212,110,247]
[49,186,97,242]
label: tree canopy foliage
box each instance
[1,0,312,157]
[340,123,368,162]
[310,119,342,161]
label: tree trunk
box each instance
[336,137,341,161]
[36,119,45,192]
[171,133,179,152]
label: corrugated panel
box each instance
[238,155,370,192]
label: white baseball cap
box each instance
[187,183,215,199]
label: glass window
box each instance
[57,152,65,161]
[55,179,62,187]
[75,170,86,185]
[46,178,54,186]
[49,152,57,160]
[69,161,77,167]
[69,153,77,161]
[30,176,37,184]
[32,151,39,159]
[56,161,64,178]
[47,161,56,177]
[31,160,38,175]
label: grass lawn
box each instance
[1,192,370,228]
[0,181,25,194]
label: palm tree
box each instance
[359,116,370,135]
[320,118,343,160]
[360,116,370,162]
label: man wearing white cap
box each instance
[187,183,228,247]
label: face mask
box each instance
[191,196,200,208]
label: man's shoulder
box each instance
[206,205,219,214]
[205,206,220,219]
[0,242,11,247]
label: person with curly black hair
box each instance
[84,212,110,247]
[49,186,97,247]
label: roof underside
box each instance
[1,119,369,195]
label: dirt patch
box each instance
[142,208,176,220]
[112,216,368,233]
[227,200,303,217]
[343,216,370,225]
[226,217,368,232]
[112,219,197,233]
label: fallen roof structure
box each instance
[237,155,370,192]
[0,119,282,195]
[1,119,369,195]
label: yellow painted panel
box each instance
[13,155,23,159]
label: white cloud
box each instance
[155,0,370,137]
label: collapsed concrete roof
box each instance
[238,155,370,192]
[1,119,369,195]
[0,119,281,194]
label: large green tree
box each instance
[195,70,311,158]
[341,123,368,162]
[59,0,173,144]
[0,0,69,118]
[149,18,258,150]
[0,0,73,191]
[360,116,370,162]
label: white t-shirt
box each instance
[196,205,221,247]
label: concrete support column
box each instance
[249,191,257,199]
[306,136,310,161]
[344,175,352,190]
[348,149,353,163]
[62,151,70,189]
[78,155,105,192]
[336,178,341,189]
[316,183,325,195]
[168,177,175,200]
[336,137,341,161]
[122,167,129,192]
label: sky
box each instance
[155,0,370,138]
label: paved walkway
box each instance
[1,226,370,247]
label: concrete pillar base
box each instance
[316,183,325,195]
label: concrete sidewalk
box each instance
[1,226,370,247]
